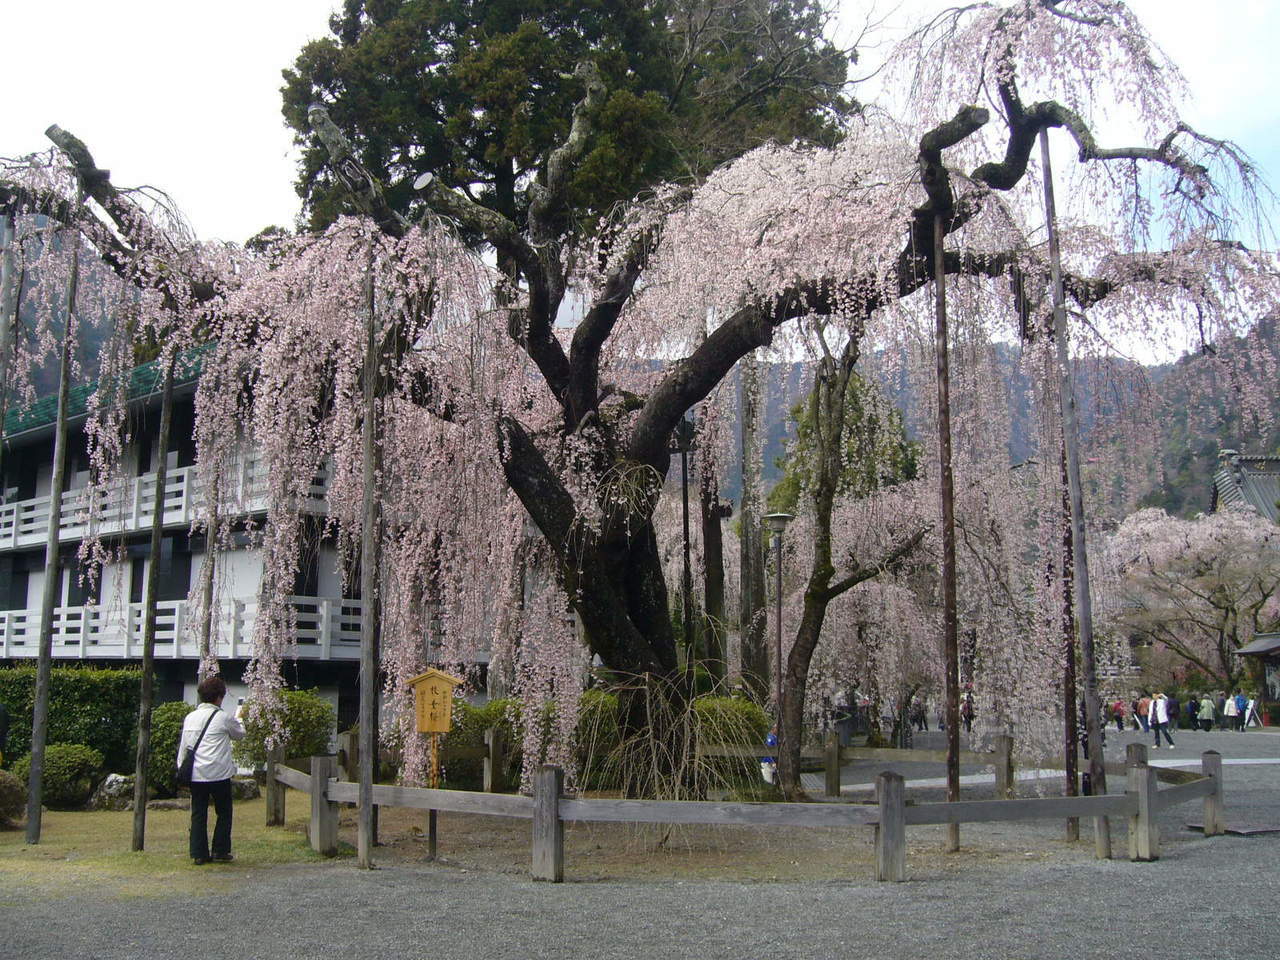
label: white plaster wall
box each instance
[214,546,264,603]
[315,543,345,598]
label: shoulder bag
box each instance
[177,708,219,788]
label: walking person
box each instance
[1233,691,1248,731]
[1198,694,1216,732]
[1148,692,1175,749]
[1223,691,1240,731]
[1112,698,1127,733]
[1184,698,1198,732]
[1166,694,1180,732]
[1136,693,1151,732]
[177,675,245,865]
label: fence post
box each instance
[993,734,1014,799]
[310,755,339,857]
[484,726,504,793]
[1201,750,1224,837]
[532,764,564,882]
[824,730,841,799]
[875,771,906,882]
[265,743,285,827]
[1125,744,1158,861]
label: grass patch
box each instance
[0,797,339,899]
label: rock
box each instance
[89,773,135,811]
[231,777,260,802]
[147,798,190,811]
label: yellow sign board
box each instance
[408,668,463,734]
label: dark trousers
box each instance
[1152,721,1174,746]
[189,778,233,860]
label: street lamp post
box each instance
[762,513,793,719]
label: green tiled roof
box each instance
[3,341,215,439]
[1213,455,1280,524]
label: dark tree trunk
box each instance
[700,474,728,681]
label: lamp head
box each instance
[763,512,794,535]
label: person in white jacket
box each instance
[1148,691,1175,749]
[176,675,245,864]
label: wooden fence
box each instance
[264,741,1224,883]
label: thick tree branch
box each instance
[626,278,835,470]
[528,60,606,242]
[306,105,410,239]
[825,525,930,601]
[494,414,577,557]
[566,187,693,428]
[40,126,219,308]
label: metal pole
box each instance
[933,212,961,853]
[1040,128,1111,858]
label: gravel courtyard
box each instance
[4,728,1277,960]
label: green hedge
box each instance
[233,689,335,767]
[149,701,195,798]
[0,767,24,824]
[441,698,519,789]
[12,743,104,808]
[0,667,140,772]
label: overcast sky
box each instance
[3,1,1275,245]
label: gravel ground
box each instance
[4,728,1277,960]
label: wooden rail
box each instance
[265,747,1226,884]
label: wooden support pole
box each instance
[26,211,79,845]
[993,734,1015,800]
[532,764,564,882]
[265,744,285,827]
[1040,128,1109,861]
[483,726,503,793]
[875,771,906,882]
[427,808,438,861]
[824,730,841,799]
[131,353,176,852]
[310,756,339,857]
[1125,744,1158,861]
[932,213,961,855]
[1201,750,1224,837]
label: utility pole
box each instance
[1040,128,1110,859]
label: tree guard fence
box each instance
[265,743,1224,883]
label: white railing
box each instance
[0,594,362,661]
[0,457,329,551]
